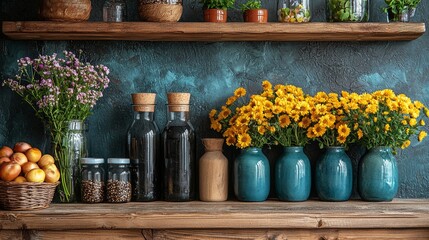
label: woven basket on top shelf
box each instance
[0,181,59,211]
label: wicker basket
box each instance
[0,181,59,211]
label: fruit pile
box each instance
[0,142,60,183]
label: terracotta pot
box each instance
[40,0,91,22]
[243,9,268,23]
[204,9,227,23]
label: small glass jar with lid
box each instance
[81,158,105,203]
[278,0,311,23]
[106,158,132,203]
[326,0,369,22]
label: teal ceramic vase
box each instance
[315,146,352,201]
[358,146,398,201]
[234,147,270,202]
[275,147,311,201]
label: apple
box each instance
[0,157,11,165]
[0,162,21,181]
[11,152,28,166]
[14,176,27,183]
[38,154,55,168]
[13,142,32,153]
[25,168,45,183]
[43,164,60,183]
[25,148,42,163]
[0,146,13,158]
[22,162,40,175]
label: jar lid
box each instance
[107,158,130,164]
[81,158,104,164]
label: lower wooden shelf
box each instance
[0,199,428,239]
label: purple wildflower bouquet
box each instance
[3,50,110,202]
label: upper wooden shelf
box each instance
[2,21,426,42]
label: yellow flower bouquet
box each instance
[209,81,276,149]
[341,89,429,151]
[306,91,357,149]
[269,83,312,147]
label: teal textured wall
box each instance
[1,0,428,198]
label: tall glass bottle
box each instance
[127,93,160,201]
[163,92,196,201]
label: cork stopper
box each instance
[167,92,190,112]
[131,93,156,112]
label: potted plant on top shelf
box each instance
[201,0,235,23]
[383,0,421,22]
[240,0,268,23]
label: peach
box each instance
[25,148,42,163]
[38,154,55,168]
[0,146,13,158]
[11,152,28,166]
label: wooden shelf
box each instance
[0,199,428,239]
[2,21,426,41]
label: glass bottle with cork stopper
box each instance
[127,93,160,201]
[162,92,196,201]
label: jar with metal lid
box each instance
[107,158,132,203]
[81,158,105,203]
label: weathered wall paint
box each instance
[1,0,428,198]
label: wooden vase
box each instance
[40,0,91,22]
[204,9,227,23]
[199,138,228,201]
[243,9,268,23]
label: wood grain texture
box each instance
[0,199,428,230]
[0,230,147,240]
[1,21,426,41]
[153,229,429,240]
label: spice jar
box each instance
[278,0,311,23]
[127,93,160,202]
[162,93,196,201]
[81,158,105,203]
[107,158,132,203]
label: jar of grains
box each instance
[107,158,132,203]
[81,158,105,203]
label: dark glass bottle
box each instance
[127,93,160,201]
[163,93,196,201]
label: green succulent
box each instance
[200,0,236,10]
[383,0,421,14]
[239,0,262,12]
